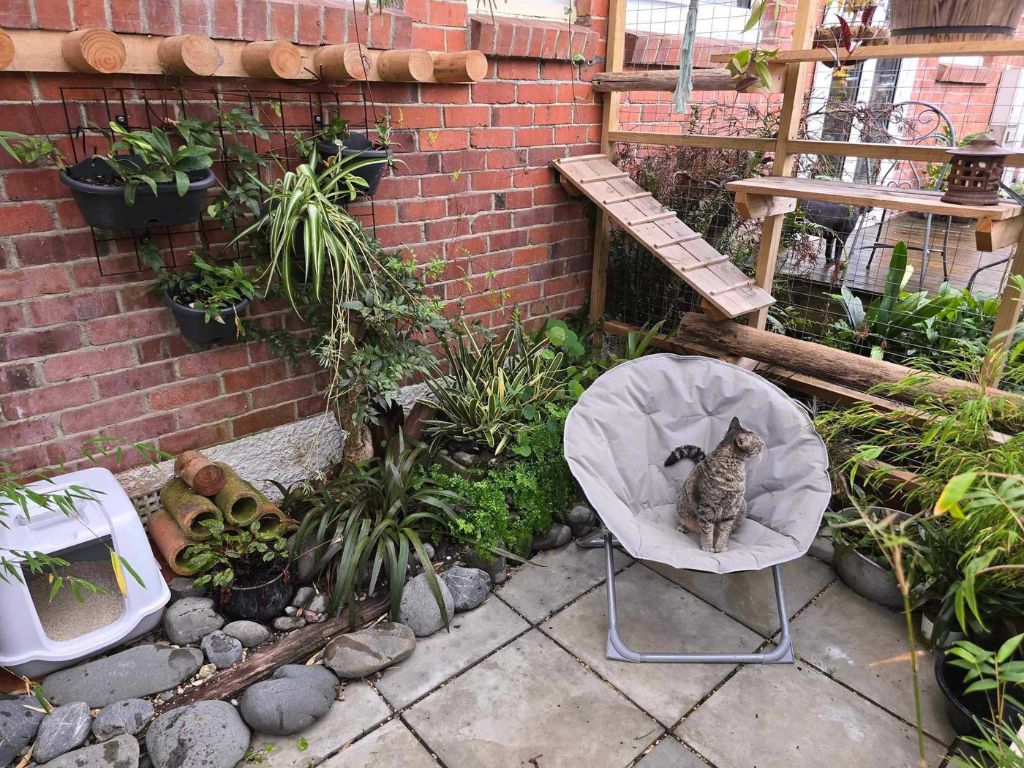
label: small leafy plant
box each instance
[182,520,289,589]
[155,251,258,331]
[725,1,778,92]
[102,122,216,204]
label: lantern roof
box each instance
[947,132,1009,157]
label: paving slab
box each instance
[634,737,706,768]
[542,565,762,726]
[242,682,391,768]
[321,719,436,768]
[376,596,529,709]
[647,555,834,636]
[792,581,955,744]
[677,663,947,768]
[497,543,632,624]
[405,630,658,768]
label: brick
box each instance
[470,128,514,148]
[149,377,221,410]
[270,0,296,39]
[0,203,54,236]
[241,0,268,39]
[86,309,170,345]
[399,198,447,222]
[61,393,147,434]
[95,361,175,398]
[110,0,144,33]
[159,422,233,456]
[233,402,296,437]
[296,1,322,43]
[14,231,93,267]
[2,380,92,421]
[0,363,37,394]
[444,105,490,128]
[1,325,81,361]
[144,0,177,34]
[251,377,316,409]
[177,345,250,378]
[33,0,74,28]
[44,345,133,382]
[136,333,192,364]
[0,419,56,449]
[178,393,249,429]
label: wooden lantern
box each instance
[940,133,1009,206]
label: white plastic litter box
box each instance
[0,467,170,677]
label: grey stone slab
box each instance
[677,663,947,768]
[376,597,528,709]
[405,631,657,768]
[497,544,632,624]
[322,720,436,768]
[647,555,835,636]
[542,565,761,726]
[242,682,391,768]
[792,581,955,744]
[634,738,705,768]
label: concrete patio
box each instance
[242,544,957,768]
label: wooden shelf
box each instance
[710,37,1024,66]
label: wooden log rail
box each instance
[591,63,785,94]
[0,28,488,83]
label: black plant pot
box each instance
[935,652,1024,737]
[164,290,249,346]
[215,567,294,621]
[316,134,391,197]
[59,155,216,230]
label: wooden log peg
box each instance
[312,43,374,81]
[158,34,222,76]
[174,449,226,496]
[375,48,433,82]
[431,50,488,83]
[61,29,127,74]
[241,40,303,79]
[0,29,13,70]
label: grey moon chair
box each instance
[563,354,831,664]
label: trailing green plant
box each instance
[289,437,467,624]
[101,121,217,204]
[153,251,258,332]
[724,1,778,91]
[0,131,66,168]
[181,519,289,589]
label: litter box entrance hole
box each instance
[27,536,126,643]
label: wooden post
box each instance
[985,226,1024,384]
[0,28,13,70]
[590,0,627,332]
[312,43,373,81]
[241,40,303,79]
[747,0,818,330]
[157,34,222,76]
[61,29,126,74]
[376,49,434,82]
[431,50,488,83]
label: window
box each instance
[485,0,574,22]
[626,0,758,42]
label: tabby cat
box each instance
[664,417,765,553]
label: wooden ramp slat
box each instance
[553,156,774,319]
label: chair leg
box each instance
[603,534,795,664]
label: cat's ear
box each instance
[729,416,741,431]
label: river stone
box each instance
[146,701,249,768]
[465,547,507,585]
[33,702,92,763]
[43,734,139,768]
[290,586,314,608]
[238,665,337,736]
[168,577,205,602]
[199,631,243,669]
[162,597,225,645]
[306,593,328,614]
[443,566,490,612]
[221,621,271,648]
[567,503,597,537]
[397,572,455,637]
[42,645,204,707]
[532,523,572,551]
[92,699,154,741]
[272,616,305,631]
[323,623,416,678]
[0,695,44,767]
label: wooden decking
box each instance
[778,212,1015,297]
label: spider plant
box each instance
[289,437,466,626]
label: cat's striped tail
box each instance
[664,445,706,467]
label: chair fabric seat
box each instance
[564,354,831,574]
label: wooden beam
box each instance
[591,64,785,93]
[986,224,1024,384]
[607,131,776,152]
[976,216,1024,252]
[710,37,1024,65]
[734,192,797,219]
[789,138,1024,169]
[0,28,13,70]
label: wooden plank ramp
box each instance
[552,154,774,319]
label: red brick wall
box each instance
[0,0,606,474]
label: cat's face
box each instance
[728,417,765,457]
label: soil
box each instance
[223,556,288,589]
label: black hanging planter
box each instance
[59,154,216,230]
[164,289,249,346]
[316,133,391,197]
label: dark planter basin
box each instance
[316,134,391,197]
[215,567,294,621]
[164,291,248,346]
[59,155,216,230]
[833,542,903,608]
[935,652,1024,737]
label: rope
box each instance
[672,0,699,114]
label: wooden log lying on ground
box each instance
[174,450,226,496]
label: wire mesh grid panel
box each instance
[59,83,386,276]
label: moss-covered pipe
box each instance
[147,509,198,576]
[159,478,222,540]
[213,463,261,526]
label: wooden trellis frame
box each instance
[590,0,1024,389]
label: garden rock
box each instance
[168,577,205,602]
[42,645,204,707]
[323,623,416,678]
[0,695,44,767]
[443,566,490,611]
[567,503,597,537]
[146,701,249,768]
[33,702,92,763]
[272,616,305,631]
[200,631,243,669]
[286,535,317,586]
[290,586,314,608]
[92,699,154,741]
[221,621,270,648]
[306,593,328,614]
[238,665,337,735]
[43,734,139,768]
[398,572,455,637]
[163,597,224,645]
[465,548,507,585]
[532,523,572,551]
